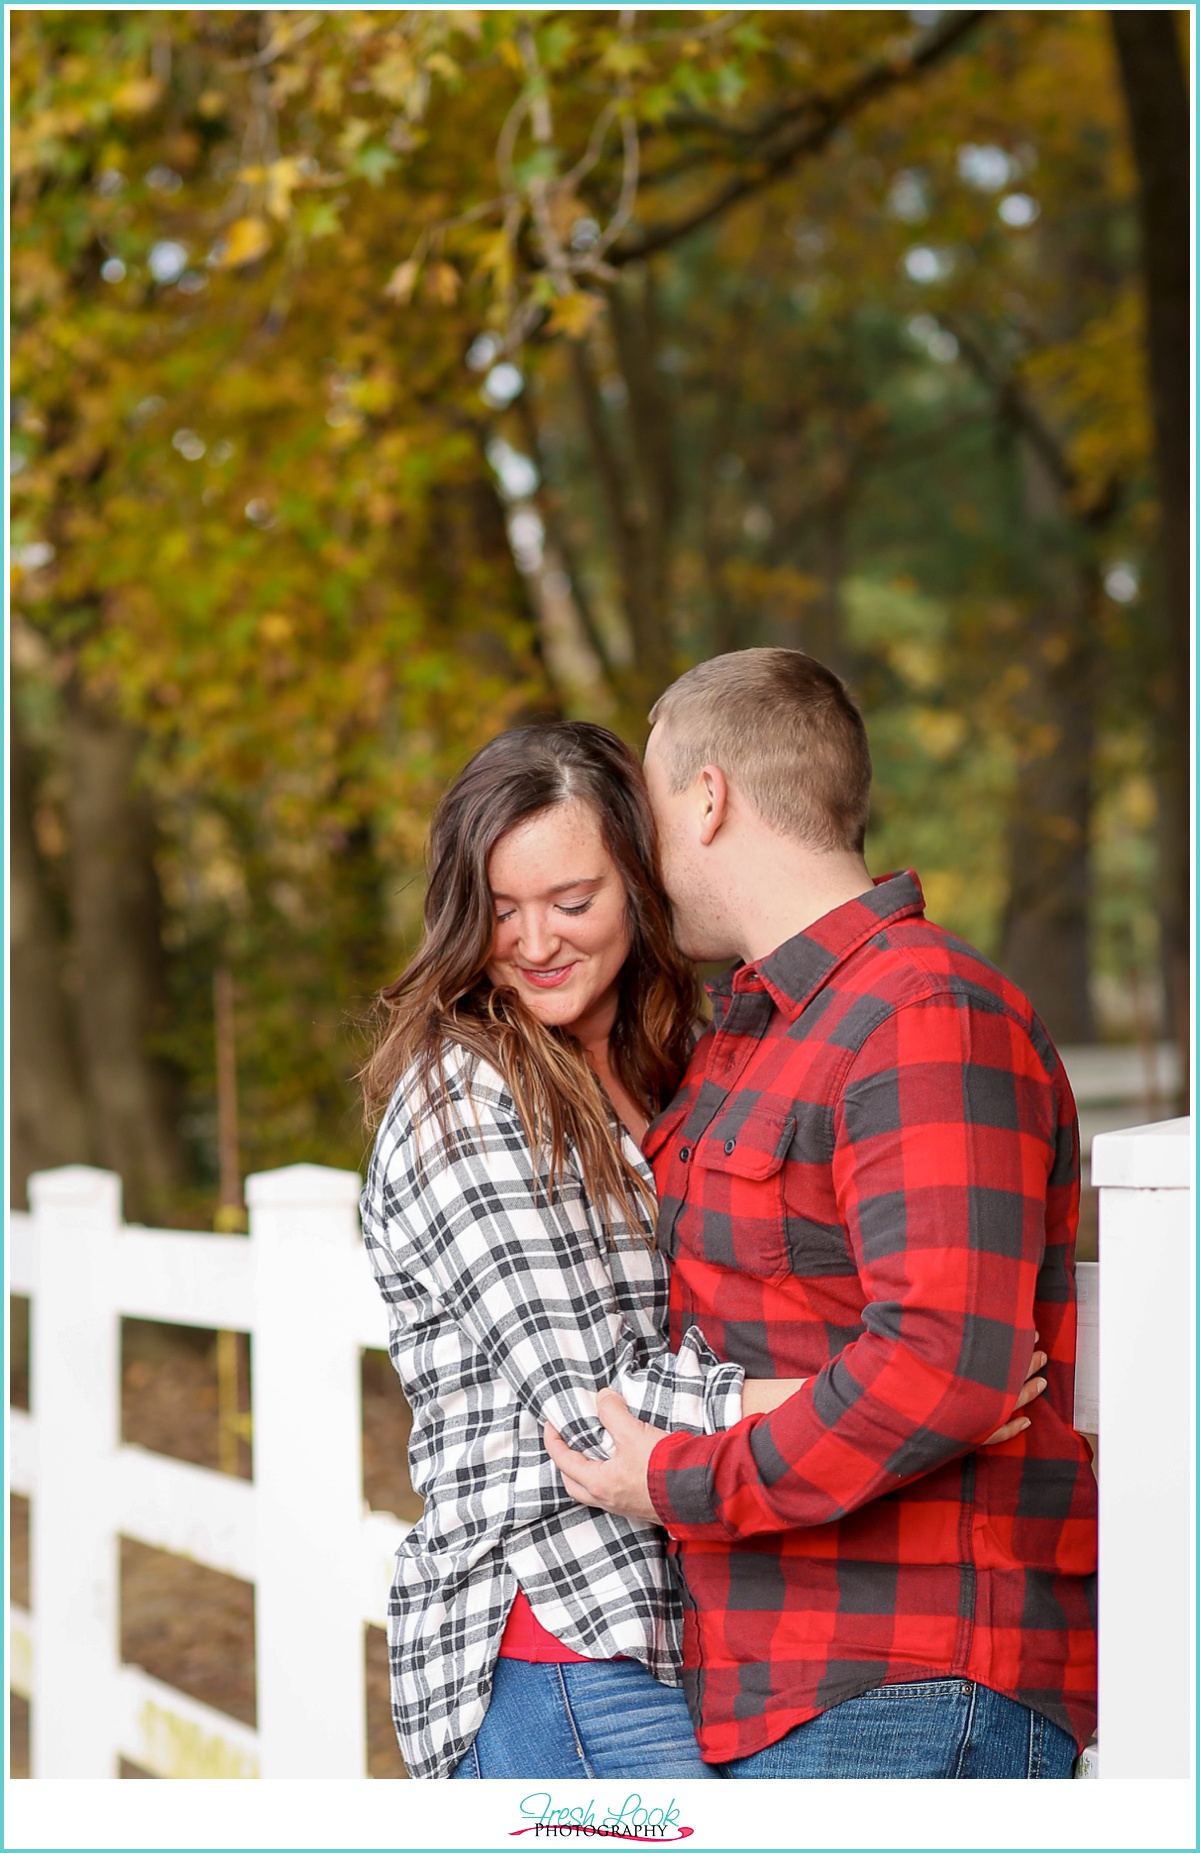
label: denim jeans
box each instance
[723,1678,1078,1779]
[449,1656,722,1780]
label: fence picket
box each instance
[27,1165,122,1777]
[246,1163,376,1778]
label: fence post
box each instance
[1091,1114,1193,1778]
[27,1165,123,1777]
[247,1163,368,1778]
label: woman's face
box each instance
[486,800,632,1044]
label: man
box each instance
[547,648,1097,1779]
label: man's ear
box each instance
[697,765,729,846]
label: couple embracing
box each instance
[359,648,1098,1782]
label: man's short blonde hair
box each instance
[648,648,872,853]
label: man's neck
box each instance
[723,851,876,966]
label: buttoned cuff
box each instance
[648,1428,728,1537]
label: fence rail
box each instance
[7,1110,1192,1779]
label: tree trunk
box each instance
[9,712,94,1205]
[608,268,680,619]
[569,279,679,722]
[998,450,1098,1046]
[64,685,186,1221]
[998,583,1099,1046]
[569,338,670,713]
[807,482,854,679]
[1111,10,1192,1104]
[697,344,743,656]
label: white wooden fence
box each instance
[1089,1113,1193,1779]
[7,1113,1193,1780]
[9,1162,406,1779]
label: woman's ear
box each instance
[697,765,729,847]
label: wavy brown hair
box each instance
[361,722,699,1237]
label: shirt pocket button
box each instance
[693,1110,796,1279]
[679,1145,691,1162]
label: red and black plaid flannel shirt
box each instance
[644,871,1098,1764]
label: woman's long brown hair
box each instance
[361,722,699,1237]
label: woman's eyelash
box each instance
[494,899,594,923]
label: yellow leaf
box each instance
[383,259,421,304]
[425,262,460,306]
[546,290,604,340]
[600,41,649,77]
[468,229,513,295]
[112,76,164,117]
[215,216,272,268]
[369,48,416,105]
[338,117,371,159]
[265,157,304,223]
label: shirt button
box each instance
[724,1139,736,1154]
[679,1146,691,1162]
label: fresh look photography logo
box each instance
[510,1791,693,1842]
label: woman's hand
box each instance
[982,1338,1047,1446]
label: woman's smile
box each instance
[518,961,580,988]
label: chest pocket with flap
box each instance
[690,1105,796,1279]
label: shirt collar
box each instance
[705,870,927,1023]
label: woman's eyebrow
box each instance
[490,875,604,900]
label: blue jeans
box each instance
[450,1656,722,1779]
[724,1678,1078,1779]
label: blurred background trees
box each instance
[10,8,1189,1222]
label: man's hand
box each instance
[544,1390,666,1524]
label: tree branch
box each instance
[513,392,618,684]
[943,318,1075,496]
[611,11,988,265]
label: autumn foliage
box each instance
[10,10,1187,1220]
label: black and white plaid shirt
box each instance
[360,1043,745,1781]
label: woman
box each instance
[359,722,1041,1781]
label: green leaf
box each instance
[351,144,399,189]
[298,199,342,240]
[512,147,559,189]
[537,21,577,72]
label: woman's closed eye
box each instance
[494,900,594,923]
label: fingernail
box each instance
[1020,1418,1030,1430]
